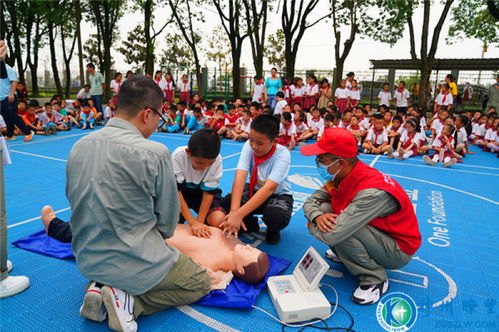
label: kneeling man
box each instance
[300,128,421,305]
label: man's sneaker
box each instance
[101,286,137,332]
[325,248,342,263]
[387,146,394,159]
[443,158,457,168]
[352,279,389,305]
[265,230,280,245]
[23,131,34,142]
[79,282,107,322]
[423,155,436,166]
[89,123,95,130]
[81,122,87,130]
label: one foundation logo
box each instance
[376,292,418,331]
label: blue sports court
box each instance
[2,129,499,331]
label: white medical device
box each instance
[267,246,331,323]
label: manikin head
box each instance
[232,244,270,285]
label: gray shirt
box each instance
[487,84,499,111]
[303,187,399,246]
[88,72,104,95]
[66,118,180,295]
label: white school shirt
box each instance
[305,83,319,96]
[252,83,265,102]
[274,100,288,115]
[290,85,305,97]
[76,88,91,100]
[456,127,467,146]
[359,117,370,129]
[387,125,406,136]
[164,80,175,91]
[378,90,392,106]
[155,78,167,91]
[473,123,486,136]
[334,87,350,99]
[280,123,297,137]
[432,135,453,152]
[420,117,427,129]
[110,80,121,96]
[237,141,292,195]
[400,131,420,146]
[308,117,324,131]
[484,128,496,141]
[172,146,223,191]
[240,118,252,134]
[346,80,352,89]
[431,119,444,136]
[435,93,453,106]
[295,121,308,134]
[179,81,190,92]
[393,89,410,107]
[366,128,388,145]
[349,89,361,100]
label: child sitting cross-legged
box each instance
[423,124,458,167]
[362,113,393,157]
[276,112,297,150]
[391,118,420,160]
[172,128,226,237]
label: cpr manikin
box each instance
[166,224,270,288]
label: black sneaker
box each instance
[352,279,389,305]
[265,230,281,245]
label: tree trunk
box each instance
[48,22,63,97]
[232,50,241,99]
[10,8,25,85]
[75,0,85,86]
[418,64,432,111]
[103,36,112,100]
[333,61,344,90]
[144,0,154,74]
[285,48,295,80]
[29,61,39,96]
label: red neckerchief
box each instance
[249,144,277,197]
[183,82,188,91]
[154,78,161,85]
[441,92,448,104]
[166,80,172,90]
[373,128,384,144]
[403,132,416,149]
[341,120,349,127]
[349,124,360,130]
[282,123,291,136]
[397,88,404,99]
[308,83,316,94]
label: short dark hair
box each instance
[116,75,163,118]
[393,115,403,123]
[114,72,122,79]
[188,128,221,159]
[233,252,270,285]
[325,113,335,122]
[250,114,280,140]
[83,84,90,89]
[86,63,95,69]
[44,102,52,107]
[276,91,285,98]
[282,112,292,122]
[28,100,40,108]
[216,105,225,112]
[373,113,383,121]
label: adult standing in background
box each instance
[0,40,33,142]
[264,67,282,112]
[462,82,473,104]
[445,74,458,101]
[86,63,105,120]
[486,75,499,112]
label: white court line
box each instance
[7,132,89,147]
[379,158,499,171]
[369,155,381,167]
[8,207,71,229]
[9,150,67,162]
[388,173,499,206]
[176,306,241,332]
[376,160,499,177]
[222,152,241,160]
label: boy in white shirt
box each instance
[221,114,293,244]
[273,91,288,115]
[298,108,324,142]
[377,83,392,107]
[76,84,91,100]
[229,110,252,142]
[276,112,297,150]
[362,113,393,157]
[252,76,265,103]
[172,129,225,237]
[393,81,411,115]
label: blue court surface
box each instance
[2,129,499,332]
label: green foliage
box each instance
[264,29,286,71]
[116,25,148,70]
[206,26,232,71]
[447,0,499,46]
[160,32,195,68]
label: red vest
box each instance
[325,161,421,255]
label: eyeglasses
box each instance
[146,107,168,124]
[315,157,339,169]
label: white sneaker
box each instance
[443,158,457,168]
[89,123,95,130]
[79,281,107,322]
[423,155,436,166]
[325,249,342,263]
[81,122,87,130]
[352,279,389,305]
[102,286,137,332]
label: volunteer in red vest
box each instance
[301,128,421,305]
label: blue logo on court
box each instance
[376,292,418,331]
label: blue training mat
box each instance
[12,230,74,259]
[196,254,291,309]
[12,229,291,309]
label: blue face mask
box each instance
[316,159,342,182]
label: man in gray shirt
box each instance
[486,75,499,112]
[300,128,421,305]
[67,76,210,332]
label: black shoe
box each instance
[243,217,260,233]
[265,230,280,245]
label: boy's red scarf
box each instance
[249,144,277,197]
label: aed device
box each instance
[267,246,331,323]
